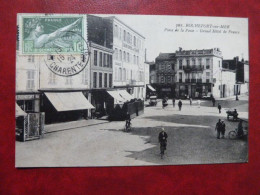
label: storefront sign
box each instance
[16,94,39,100]
[123,43,139,53]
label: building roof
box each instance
[105,16,145,39]
[156,53,176,61]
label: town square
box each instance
[15,14,249,167]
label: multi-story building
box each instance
[223,57,249,95]
[87,15,114,117]
[107,16,146,100]
[175,47,235,98]
[152,53,176,98]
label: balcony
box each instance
[183,65,204,73]
[191,79,196,83]
[197,79,202,83]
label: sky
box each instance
[98,14,249,62]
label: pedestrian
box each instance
[162,97,166,109]
[172,98,175,107]
[178,99,182,111]
[197,99,201,108]
[158,128,168,159]
[215,119,222,139]
[189,97,192,106]
[212,97,216,107]
[237,120,244,137]
[221,120,226,138]
[218,103,222,113]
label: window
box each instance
[179,59,183,69]
[134,36,136,46]
[123,51,126,62]
[119,68,122,81]
[99,73,102,88]
[119,28,122,40]
[161,76,165,83]
[115,48,118,60]
[167,76,171,83]
[109,55,113,68]
[136,56,139,65]
[28,55,35,63]
[198,58,202,65]
[103,53,107,67]
[119,50,122,61]
[133,55,136,64]
[127,32,130,43]
[107,54,109,67]
[206,59,210,69]
[115,68,118,81]
[114,25,118,37]
[192,72,196,79]
[179,72,182,82]
[123,30,126,41]
[26,70,35,90]
[104,73,108,88]
[93,72,97,88]
[48,71,56,85]
[123,68,126,81]
[186,59,190,66]
[127,53,130,63]
[192,59,196,65]
[206,72,210,78]
[109,74,112,87]
[94,50,97,66]
[99,52,103,67]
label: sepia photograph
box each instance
[15,14,249,167]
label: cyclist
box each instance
[125,112,131,131]
[158,128,168,159]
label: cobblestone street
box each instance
[16,96,248,167]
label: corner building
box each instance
[107,16,146,99]
[175,48,228,98]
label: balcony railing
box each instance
[183,65,204,72]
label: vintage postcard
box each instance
[15,14,249,167]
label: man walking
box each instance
[189,97,192,106]
[172,98,175,107]
[218,103,222,113]
[221,120,226,138]
[212,97,216,107]
[215,119,222,139]
[178,99,182,111]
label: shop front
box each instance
[40,90,95,124]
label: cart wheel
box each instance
[229,131,237,139]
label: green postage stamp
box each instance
[20,14,86,54]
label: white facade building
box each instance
[108,17,146,99]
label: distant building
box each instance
[152,53,176,98]
[223,57,249,95]
[175,47,235,98]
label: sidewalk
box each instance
[45,119,110,134]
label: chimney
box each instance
[179,47,182,51]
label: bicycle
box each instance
[124,120,132,132]
[228,128,248,140]
[160,142,167,159]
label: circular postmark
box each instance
[43,31,90,77]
